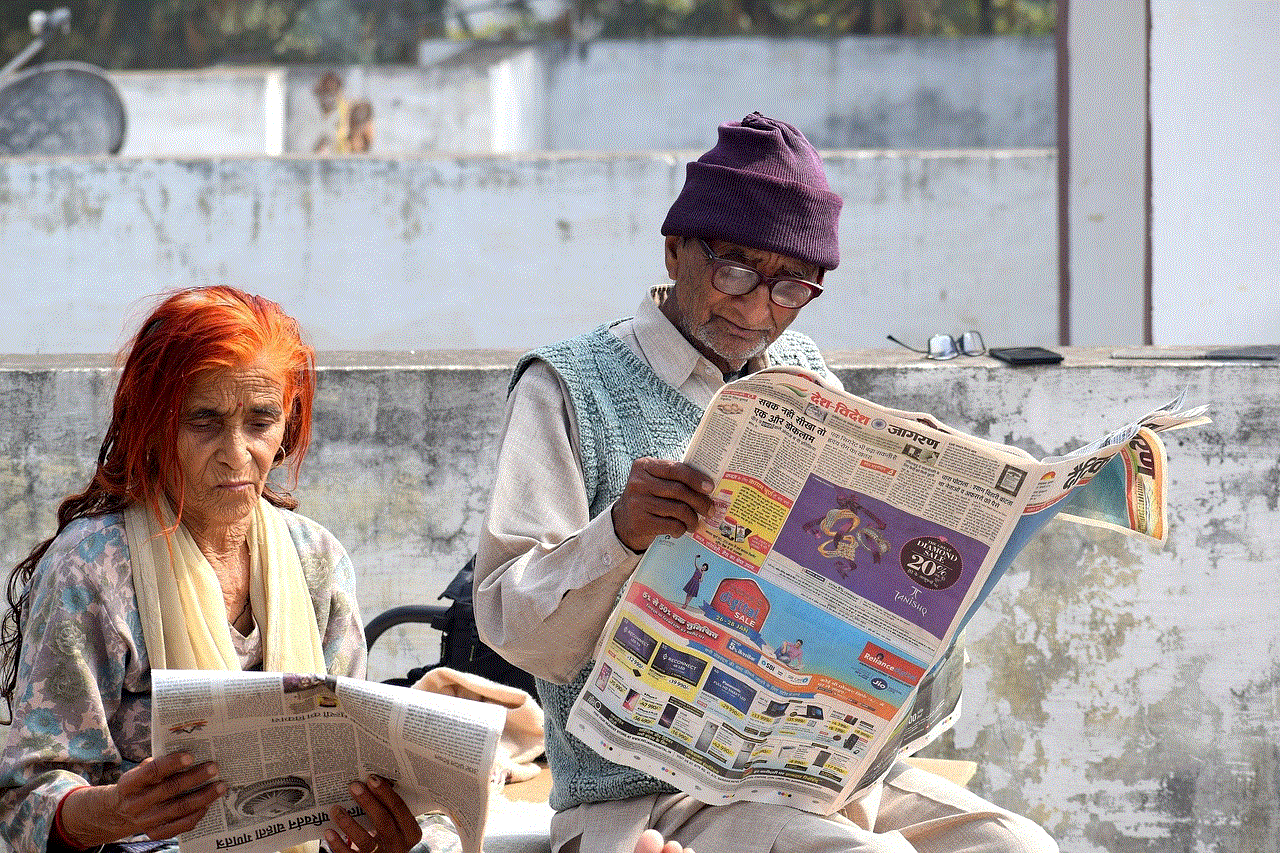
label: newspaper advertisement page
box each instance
[565,367,1207,815]
[151,670,505,853]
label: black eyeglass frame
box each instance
[695,238,824,310]
[887,331,987,360]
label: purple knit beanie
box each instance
[661,112,842,270]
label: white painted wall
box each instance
[114,64,500,157]
[545,37,1056,151]
[489,48,547,153]
[113,69,280,157]
[106,37,1056,157]
[3,352,1276,851]
[1065,2,1148,345]
[0,152,1056,356]
[1150,0,1280,344]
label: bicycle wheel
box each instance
[0,61,127,155]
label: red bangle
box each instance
[53,785,91,850]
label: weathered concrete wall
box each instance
[1,350,1274,852]
[281,64,500,155]
[111,63,498,158]
[0,151,1057,355]
[107,37,1054,156]
[112,68,284,157]
[1149,0,1280,346]
[1064,2,1148,346]
[836,353,1280,853]
[1062,1,1280,348]
[541,36,1055,151]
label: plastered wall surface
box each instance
[541,36,1055,151]
[112,68,281,156]
[107,37,1055,157]
[1,350,1275,852]
[836,355,1279,853]
[1064,2,1148,347]
[1149,1,1280,346]
[0,151,1057,355]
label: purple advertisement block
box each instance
[771,476,988,639]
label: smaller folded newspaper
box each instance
[567,367,1209,815]
[151,670,506,853]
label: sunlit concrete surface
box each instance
[0,150,1057,354]
[106,37,1055,156]
[1,349,1274,852]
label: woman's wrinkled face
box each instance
[170,360,287,538]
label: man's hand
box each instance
[611,458,714,552]
[326,775,423,853]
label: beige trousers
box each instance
[552,761,1058,853]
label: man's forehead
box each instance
[708,239,818,274]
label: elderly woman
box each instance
[0,287,421,853]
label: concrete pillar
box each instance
[1061,0,1150,345]
[1149,0,1280,345]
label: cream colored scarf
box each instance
[127,497,326,853]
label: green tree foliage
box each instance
[572,0,1055,38]
[0,1,450,69]
[0,0,1053,70]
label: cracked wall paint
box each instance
[838,362,1278,852]
[0,152,1056,354]
[1,356,1276,852]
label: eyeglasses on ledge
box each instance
[888,331,987,360]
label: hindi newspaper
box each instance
[151,670,506,853]
[566,366,1208,815]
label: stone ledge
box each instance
[3,345,1275,372]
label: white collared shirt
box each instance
[473,289,840,683]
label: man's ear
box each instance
[664,235,682,280]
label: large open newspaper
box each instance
[566,366,1208,814]
[151,670,505,853]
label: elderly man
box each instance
[474,113,1058,853]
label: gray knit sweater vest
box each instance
[511,320,830,812]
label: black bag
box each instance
[384,555,538,698]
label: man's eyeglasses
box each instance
[696,238,823,310]
[887,331,987,360]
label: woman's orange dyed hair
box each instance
[106,285,316,519]
[2,286,316,708]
